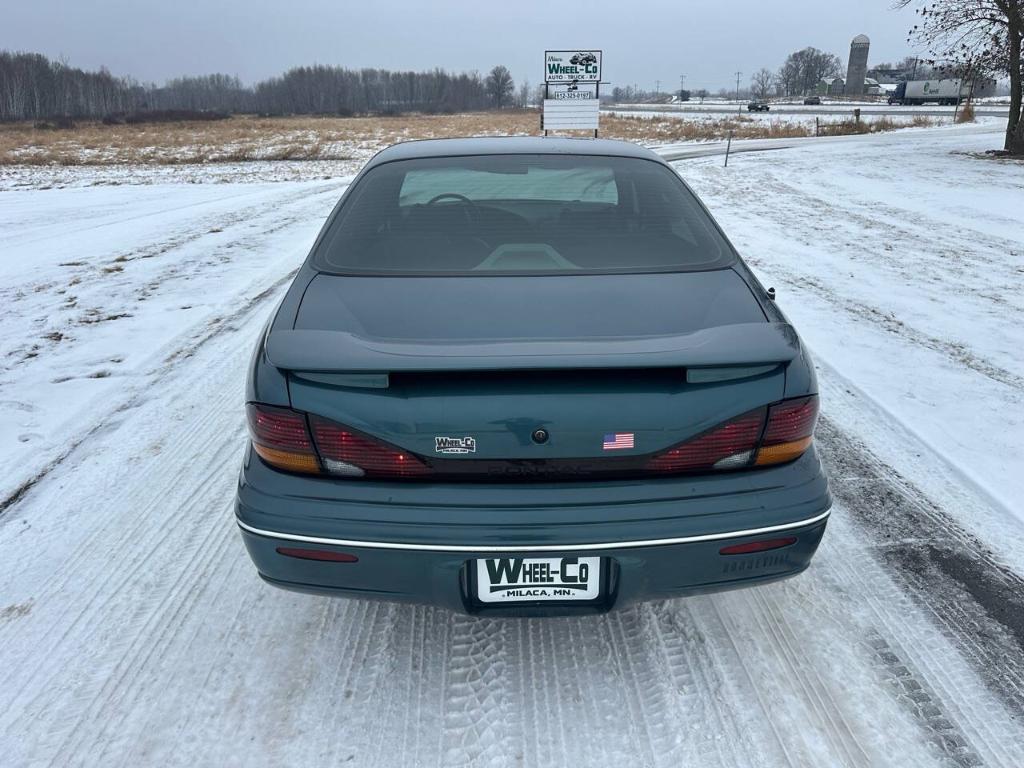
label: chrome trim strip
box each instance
[236,510,830,553]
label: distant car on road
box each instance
[747,101,770,112]
[803,96,821,105]
[236,137,831,616]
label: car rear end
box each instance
[238,445,829,615]
[235,139,831,615]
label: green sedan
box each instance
[236,137,831,616]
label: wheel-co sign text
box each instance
[544,51,602,83]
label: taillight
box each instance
[247,403,431,479]
[755,396,818,466]
[246,404,321,474]
[645,395,818,475]
[646,409,766,473]
[310,416,430,479]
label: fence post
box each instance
[815,117,819,137]
[724,130,733,167]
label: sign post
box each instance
[542,50,602,137]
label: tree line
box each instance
[0,51,519,121]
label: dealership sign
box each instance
[544,51,602,83]
[542,50,602,134]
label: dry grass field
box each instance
[0,110,938,166]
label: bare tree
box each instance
[896,0,1023,154]
[776,48,842,97]
[485,65,515,109]
[694,88,709,103]
[517,78,531,108]
[751,68,775,99]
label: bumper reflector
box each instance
[276,547,359,563]
[719,537,797,555]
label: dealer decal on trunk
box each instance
[435,436,476,454]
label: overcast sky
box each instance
[2,0,921,91]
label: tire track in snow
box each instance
[0,363,248,760]
[390,606,451,766]
[863,628,984,768]
[439,615,518,766]
[549,617,620,765]
[816,415,1024,729]
[0,185,334,515]
[686,600,798,767]
[749,588,872,765]
[519,617,600,767]
[791,512,1006,767]
[602,609,673,765]
[644,602,773,765]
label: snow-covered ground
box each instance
[608,106,1009,133]
[0,160,361,191]
[2,125,1024,767]
[0,178,352,506]
[609,107,925,132]
[675,128,1024,522]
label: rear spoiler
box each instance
[264,322,801,373]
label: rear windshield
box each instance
[313,153,735,275]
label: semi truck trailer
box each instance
[888,79,977,106]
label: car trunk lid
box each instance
[275,272,792,459]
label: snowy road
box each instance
[2,128,1023,767]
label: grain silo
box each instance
[845,35,870,96]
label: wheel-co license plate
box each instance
[476,556,601,603]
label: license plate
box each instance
[475,556,601,603]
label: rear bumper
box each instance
[235,444,831,615]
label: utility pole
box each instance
[655,79,661,97]
[735,71,743,115]
[679,74,686,102]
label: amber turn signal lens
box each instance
[252,443,321,474]
[754,436,813,466]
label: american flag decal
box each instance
[603,433,635,451]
